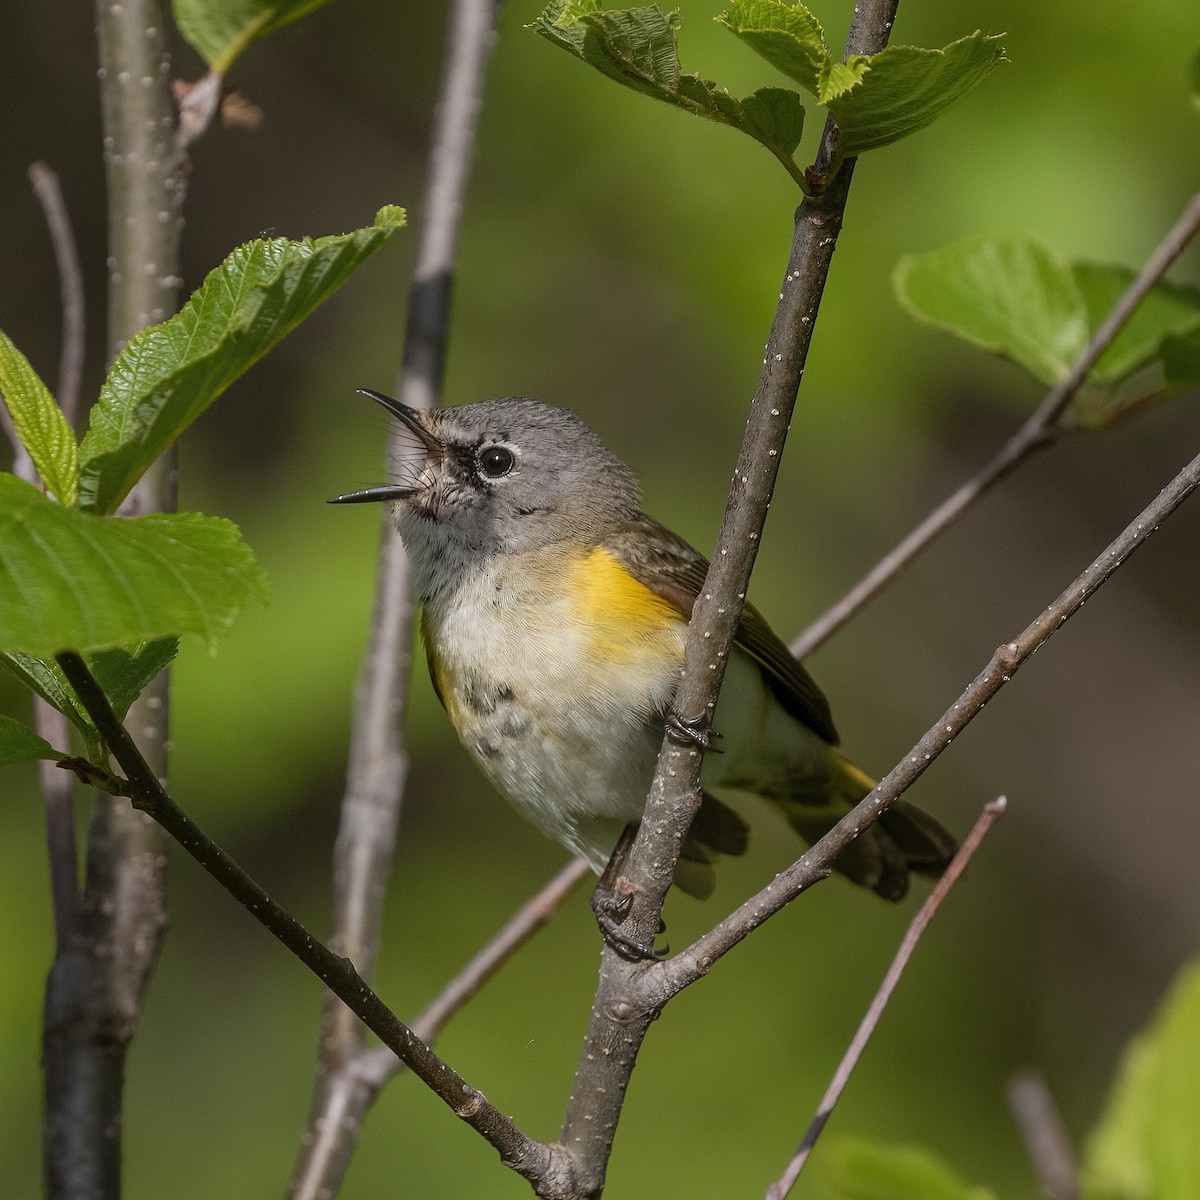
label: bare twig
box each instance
[53,651,575,1196]
[289,3,502,1197]
[557,6,900,1195]
[766,798,1008,1200]
[645,441,1200,995]
[791,190,1200,660]
[1008,1071,1080,1200]
[174,70,224,153]
[27,163,86,423]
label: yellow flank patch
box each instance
[567,548,687,663]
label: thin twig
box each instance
[27,163,86,423]
[765,797,1007,1200]
[289,2,502,1198]
[557,4,900,1193]
[53,650,574,1196]
[790,190,1200,660]
[645,441,1200,997]
[1008,1071,1080,1200]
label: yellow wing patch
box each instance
[567,548,687,664]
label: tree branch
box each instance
[557,4,900,1194]
[790,190,1200,660]
[53,651,575,1196]
[289,2,502,1197]
[765,798,1007,1200]
[43,7,183,1197]
[1007,1071,1080,1200]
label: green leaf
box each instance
[1084,960,1200,1200]
[826,33,1007,157]
[89,639,180,720]
[0,714,65,768]
[819,1138,997,1200]
[893,232,1089,386]
[532,3,807,182]
[173,0,334,74]
[0,330,78,506]
[1073,262,1200,384]
[0,473,269,656]
[1,652,98,743]
[78,206,406,515]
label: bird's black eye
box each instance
[478,444,515,479]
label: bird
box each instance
[331,391,956,940]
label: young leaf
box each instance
[0,330,78,506]
[0,473,269,656]
[1084,960,1200,1200]
[1072,262,1200,384]
[716,1,844,101]
[819,1138,997,1200]
[0,714,66,768]
[826,34,1007,157]
[174,0,334,75]
[893,232,1089,386]
[78,206,406,516]
[2,651,98,743]
[89,639,180,720]
[532,3,807,182]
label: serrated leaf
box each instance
[532,2,807,183]
[174,0,333,74]
[89,639,179,720]
[716,1,837,99]
[893,232,1089,386]
[78,206,406,516]
[827,33,1006,157]
[0,714,66,768]
[819,1138,997,1200]
[1073,262,1200,384]
[0,473,269,656]
[1084,960,1200,1200]
[0,330,78,506]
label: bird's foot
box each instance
[665,706,722,753]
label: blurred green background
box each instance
[2,1,1199,1196]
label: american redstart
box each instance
[332,392,955,910]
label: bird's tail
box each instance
[781,754,957,901]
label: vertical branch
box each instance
[288,3,501,1198]
[557,4,898,1195]
[43,5,183,1199]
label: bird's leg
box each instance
[589,823,667,962]
[665,705,723,753]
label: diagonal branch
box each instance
[790,190,1200,661]
[53,651,573,1196]
[765,797,1007,1200]
[289,2,503,1198]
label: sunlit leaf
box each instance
[173,0,334,74]
[826,33,1007,157]
[0,330,78,506]
[532,2,807,181]
[820,1138,997,1200]
[0,714,65,769]
[0,473,269,656]
[1084,960,1200,1199]
[78,206,406,515]
[893,232,1088,386]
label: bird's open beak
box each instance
[327,389,442,505]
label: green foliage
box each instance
[819,1139,997,1200]
[533,1,1004,188]
[0,331,77,506]
[893,231,1200,422]
[531,3,808,185]
[1083,961,1200,1200]
[0,714,64,768]
[78,206,406,515]
[0,474,268,657]
[173,0,335,74]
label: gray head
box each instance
[331,392,641,596]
